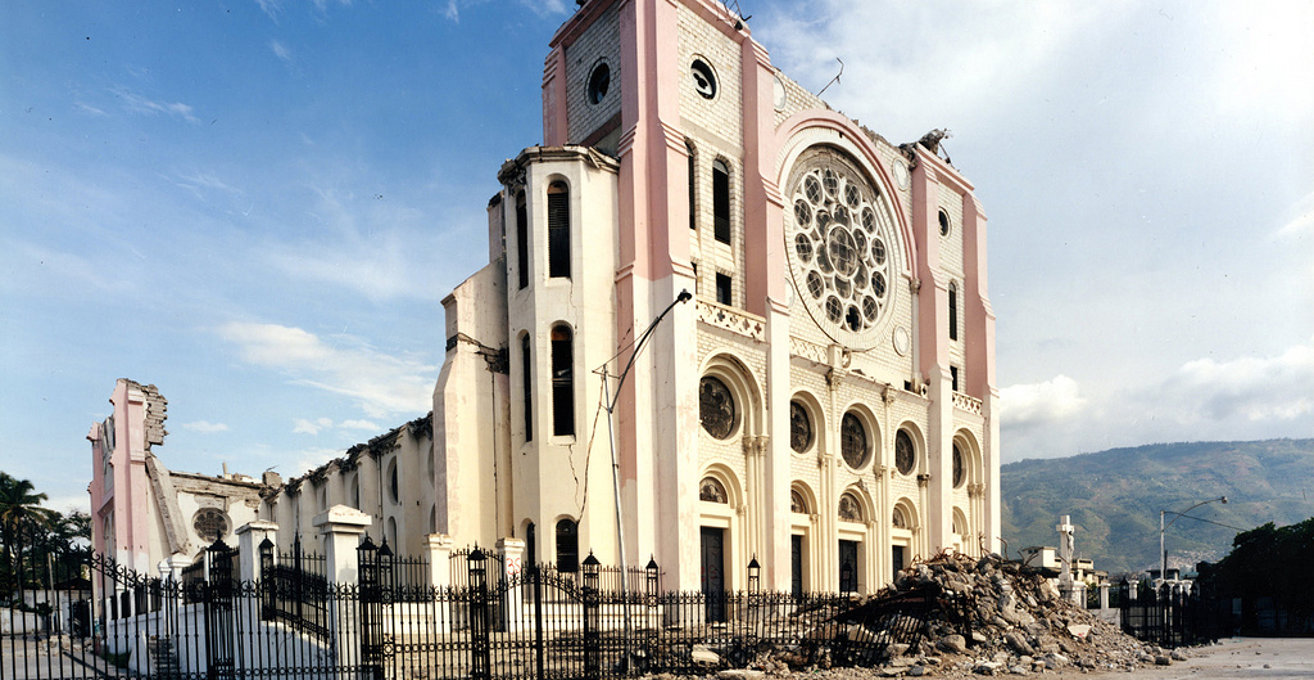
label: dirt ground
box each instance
[1041,638,1314,680]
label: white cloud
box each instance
[292,416,380,435]
[270,40,293,63]
[443,0,459,22]
[339,419,380,431]
[182,420,230,433]
[293,417,334,435]
[1000,375,1086,429]
[1273,190,1314,240]
[255,0,282,23]
[218,321,434,419]
[75,102,106,116]
[1160,338,1314,424]
[110,87,200,124]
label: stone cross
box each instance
[1056,514,1075,591]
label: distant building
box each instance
[90,0,1001,596]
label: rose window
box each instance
[786,149,896,347]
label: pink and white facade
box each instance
[89,0,1000,597]
[434,0,1000,594]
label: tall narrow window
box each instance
[547,181,571,278]
[516,191,528,289]
[521,333,533,442]
[556,518,579,572]
[948,282,959,341]
[950,365,960,392]
[712,159,730,243]
[715,273,732,305]
[551,325,575,436]
[687,142,697,230]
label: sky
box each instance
[3,0,1311,515]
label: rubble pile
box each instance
[653,551,1189,679]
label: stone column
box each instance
[1098,582,1111,610]
[426,534,454,588]
[313,505,372,672]
[498,538,526,632]
[314,505,372,584]
[235,521,279,583]
[1056,515,1075,601]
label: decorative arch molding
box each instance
[772,111,916,277]
[789,480,819,517]
[699,463,745,511]
[953,428,984,488]
[789,390,826,456]
[837,484,877,525]
[700,352,765,440]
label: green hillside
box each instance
[1000,439,1314,574]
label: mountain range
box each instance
[1000,438,1314,574]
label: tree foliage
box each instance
[1198,517,1314,617]
[0,472,89,598]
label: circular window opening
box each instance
[691,59,717,99]
[699,375,737,439]
[193,508,229,545]
[587,61,611,105]
[840,412,869,469]
[938,209,951,237]
[895,429,916,475]
[952,442,966,488]
[789,401,812,453]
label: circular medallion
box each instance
[840,412,869,469]
[193,508,229,544]
[773,75,787,110]
[893,326,911,356]
[893,157,910,190]
[785,148,898,349]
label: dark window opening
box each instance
[556,519,579,572]
[715,273,732,305]
[687,142,697,230]
[516,192,528,289]
[948,282,958,341]
[587,62,610,105]
[547,181,570,279]
[712,160,730,244]
[938,209,951,236]
[551,325,575,436]
[521,334,533,442]
[950,366,960,392]
[691,59,718,99]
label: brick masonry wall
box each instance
[565,3,622,144]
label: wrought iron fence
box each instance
[1118,579,1232,647]
[3,539,934,680]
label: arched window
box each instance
[555,519,579,572]
[790,489,808,513]
[895,430,916,475]
[952,442,966,488]
[948,281,958,341]
[687,141,697,230]
[838,492,863,522]
[349,473,360,509]
[789,401,812,453]
[551,325,575,436]
[840,412,869,469]
[699,376,736,439]
[386,516,398,549]
[547,181,570,278]
[699,477,728,503]
[712,159,730,243]
[892,505,909,529]
[516,191,528,289]
[521,333,533,442]
[387,458,399,504]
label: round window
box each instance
[938,209,951,237]
[789,401,812,453]
[587,61,611,105]
[840,412,868,469]
[895,430,916,475]
[699,376,736,439]
[193,508,229,544]
[952,443,966,487]
[691,59,717,99]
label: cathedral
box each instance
[90,0,1000,597]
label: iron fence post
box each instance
[582,552,601,680]
[468,546,491,680]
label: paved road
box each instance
[1049,638,1314,680]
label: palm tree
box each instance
[0,472,58,595]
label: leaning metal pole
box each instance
[597,289,692,672]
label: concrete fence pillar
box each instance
[426,534,454,588]
[235,521,280,583]
[314,505,373,672]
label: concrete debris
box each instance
[644,551,1180,679]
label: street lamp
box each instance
[595,288,693,658]
[1160,496,1227,583]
